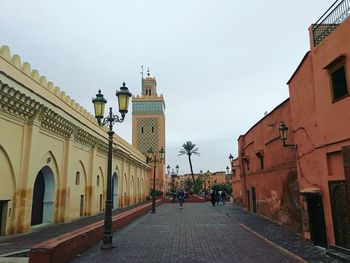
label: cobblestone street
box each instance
[70,203,338,263]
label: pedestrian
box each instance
[216,191,219,205]
[221,190,226,205]
[210,190,216,207]
[177,189,185,208]
[172,192,177,203]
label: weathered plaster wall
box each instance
[238,99,302,231]
[0,45,150,236]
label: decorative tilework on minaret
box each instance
[132,69,166,192]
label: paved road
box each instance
[70,203,338,263]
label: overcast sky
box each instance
[1,0,334,174]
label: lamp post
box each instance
[168,164,179,201]
[278,121,295,147]
[147,147,165,213]
[92,83,132,249]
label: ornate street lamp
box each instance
[92,83,132,249]
[226,166,230,175]
[168,164,179,200]
[229,153,234,164]
[147,147,165,213]
[279,121,295,147]
[167,164,171,174]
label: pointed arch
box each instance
[0,145,16,199]
[0,145,16,235]
[31,165,55,226]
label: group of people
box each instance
[210,190,226,206]
[172,189,227,208]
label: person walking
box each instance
[210,190,217,207]
[177,189,185,208]
[221,190,226,205]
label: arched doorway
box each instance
[31,166,55,226]
[112,173,118,209]
[0,146,15,235]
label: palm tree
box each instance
[178,141,200,192]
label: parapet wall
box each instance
[0,45,146,163]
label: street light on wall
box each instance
[147,147,165,214]
[278,121,295,147]
[92,83,132,249]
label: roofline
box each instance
[239,97,290,138]
[287,51,311,84]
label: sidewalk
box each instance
[0,202,148,257]
[220,204,338,263]
[69,203,338,263]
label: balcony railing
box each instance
[313,0,350,47]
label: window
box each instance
[141,127,144,134]
[331,65,348,101]
[75,172,80,185]
[97,175,100,186]
[255,150,264,170]
[325,56,348,102]
[152,126,154,133]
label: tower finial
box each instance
[147,68,150,77]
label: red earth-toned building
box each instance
[236,1,350,251]
[287,2,350,249]
[237,99,302,232]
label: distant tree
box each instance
[211,183,232,195]
[184,178,193,192]
[178,141,200,191]
[194,178,204,194]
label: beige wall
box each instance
[0,45,150,235]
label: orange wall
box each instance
[288,16,350,245]
[238,99,301,231]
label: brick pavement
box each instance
[69,203,338,263]
[219,204,339,263]
[0,202,148,256]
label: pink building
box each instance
[287,1,350,249]
[238,99,302,231]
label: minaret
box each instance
[132,68,166,192]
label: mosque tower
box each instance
[132,67,166,192]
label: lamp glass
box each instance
[226,166,230,174]
[229,153,233,162]
[167,165,170,174]
[159,147,165,160]
[175,165,179,174]
[279,122,288,141]
[92,90,107,119]
[117,93,129,113]
[116,83,132,114]
[94,101,105,119]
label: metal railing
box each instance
[313,0,350,47]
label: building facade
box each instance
[0,46,149,236]
[287,4,350,248]
[237,99,302,231]
[132,70,166,193]
[231,157,242,204]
